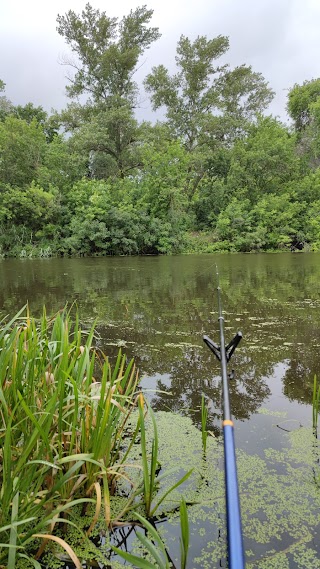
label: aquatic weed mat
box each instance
[239,426,320,568]
[129,414,320,569]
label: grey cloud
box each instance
[1,0,320,121]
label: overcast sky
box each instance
[1,0,320,123]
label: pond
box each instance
[1,253,320,568]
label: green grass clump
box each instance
[0,306,140,568]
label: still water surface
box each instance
[1,253,320,567]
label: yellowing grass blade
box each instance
[32,534,81,569]
[86,482,101,536]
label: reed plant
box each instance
[179,498,189,569]
[201,393,208,454]
[0,306,140,568]
[112,498,190,569]
[0,306,193,568]
[137,394,192,518]
[313,374,320,432]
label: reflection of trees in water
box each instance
[2,254,320,413]
[282,347,320,406]
[283,355,312,404]
[2,253,320,320]
[144,347,271,425]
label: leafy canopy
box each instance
[145,34,274,151]
[56,3,160,107]
[287,78,320,131]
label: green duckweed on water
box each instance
[25,413,320,569]
[128,414,320,569]
[257,408,288,418]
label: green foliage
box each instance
[56,4,160,106]
[0,117,47,187]
[214,193,306,252]
[0,182,61,256]
[2,14,320,255]
[215,197,251,250]
[0,97,13,122]
[52,175,189,256]
[145,35,273,153]
[0,183,58,228]
[9,103,59,142]
[304,199,320,250]
[139,139,190,217]
[70,106,143,179]
[57,178,140,255]
[56,4,160,179]
[287,78,320,131]
[192,177,227,229]
[144,34,274,205]
[249,193,306,250]
[226,116,301,202]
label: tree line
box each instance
[1,4,320,257]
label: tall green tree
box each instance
[57,4,160,106]
[287,78,320,132]
[287,78,320,168]
[0,116,47,187]
[0,81,13,122]
[144,34,274,152]
[144,34,273,199]
[56,4,160,178]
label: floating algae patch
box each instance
[163,341,200,349]
[257,407,288,418]
[134,415,320,568]
[239,426,320,568]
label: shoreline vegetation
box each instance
[1,5,320,257]
[0,306,193,569]
[0,231,318,260]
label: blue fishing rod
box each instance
[203,277,245,569]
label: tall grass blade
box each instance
[111,549,155,569]
[201,393,208,454]
[313,374,320,432]
[179,498,189,569]
[17,553,42,569]
[7,478,19,569]
[113,513,170,569]
[151,468,193,516]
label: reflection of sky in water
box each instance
[141,358,312,460]
[141,372,172,392]
[236,360,310,456]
